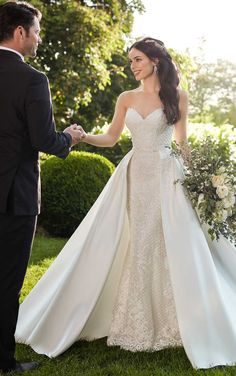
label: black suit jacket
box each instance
[0,49,72,215]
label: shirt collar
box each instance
[0,46,24,61]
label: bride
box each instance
[16,37,236,370]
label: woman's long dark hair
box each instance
[129,37,180,125]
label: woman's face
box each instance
[128,47,156,81]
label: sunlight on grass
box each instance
[20,258,55,303]
[19,234,67,303]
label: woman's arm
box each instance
[173,90,190,160]
[81,93,127,147]
[173,90,188,144]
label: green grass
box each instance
[15,341,231,376]
[5,235,236,375]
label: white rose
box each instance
[229,193,236,206]
[215,209,228,222]
[216,185,229,199]
[212,175,225,187]
[223,198,232,209]
[223,193,235,208]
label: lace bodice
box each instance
[125,107,173,153]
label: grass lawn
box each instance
[5,235,236,375]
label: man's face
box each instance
[22,16,42,57]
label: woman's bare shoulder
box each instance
[118,89,140,106]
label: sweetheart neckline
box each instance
[127,107,164,121]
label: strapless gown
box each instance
[15,108,236,369]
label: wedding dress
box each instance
[15,108,236,369]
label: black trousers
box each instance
[0,213,37,371]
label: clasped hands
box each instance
[64,124,87,146]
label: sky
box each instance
[131,0,236,63]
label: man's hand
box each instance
[63,124,86,147]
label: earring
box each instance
[153,65,158,74]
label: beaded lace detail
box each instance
[107,108,182,351]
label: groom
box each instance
[0,1,83,373]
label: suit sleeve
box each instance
[25,71,72,158]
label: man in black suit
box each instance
[0,2,83,373]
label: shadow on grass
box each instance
[29,235,68,265]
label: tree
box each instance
[187,55,236,126]
[25,0,144,128]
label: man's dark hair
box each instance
[0,1,41,42]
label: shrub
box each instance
[77,122,236,166]
[39,151,115,237]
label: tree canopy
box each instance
[1,0,234,128]
[187,55,236,126]
[27,0,144,128]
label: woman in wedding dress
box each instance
[15,37,236,369]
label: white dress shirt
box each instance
[0,46,24,61]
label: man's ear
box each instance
[14,26,25,40]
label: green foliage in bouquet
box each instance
[188,123,236,165]
[39,151,115,237]
[171,137,236,245]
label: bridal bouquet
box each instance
[171,137,236,245]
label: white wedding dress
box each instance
[16,108,236,369]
